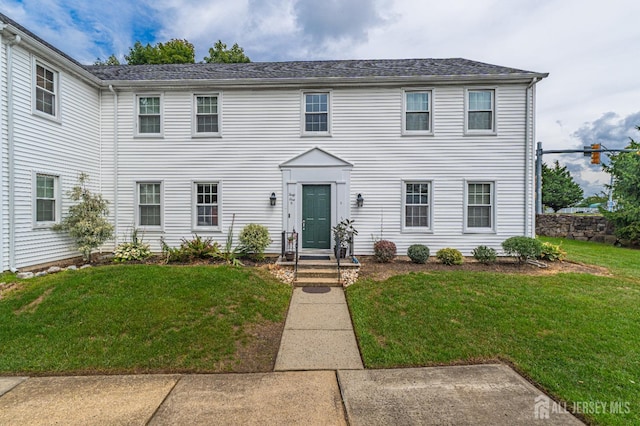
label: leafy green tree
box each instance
[53,173,114,261]
[204,40,251,63]
[94,54,121,65]
[603,132,640,245]
[542,160,584,212]
[125,39,195,64]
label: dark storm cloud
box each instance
[573,111,640,150]
[293,0,387,44]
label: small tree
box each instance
[542,160,584,212]
[204,40,251,63]
[53,173,114,261]
[603,132,640,245]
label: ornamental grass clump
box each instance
[373,240,397,263]
[407,244,430,264]
[436,248,463,265]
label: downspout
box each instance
[108,84,118,247]
[7,34,21,272]
[524,77,539,237]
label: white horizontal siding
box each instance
[7,46,102,269]
[107,84,532,256]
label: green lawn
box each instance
[347,242,640,425]
[0,264,290,374]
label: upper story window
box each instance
[137,182,162,228]
[193,182,220,229]
[303,92,330,135]
[466,89,495,133]
[403,181,432,231]
[137,95,162,135]
[466,181,494,231]
[34,63,58,117]
[34,173,58,225]
[194,95,220,136]
[403,90,431,134]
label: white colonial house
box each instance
[0,13,547,271]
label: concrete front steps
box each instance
[277,256,359,287]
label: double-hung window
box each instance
[137,95,162,135]
[35,174,58,225]
[403,181,431,230]
[404,90,431,133]
[34,62,58,117]
[194,95,220,135]
[137,182,162,228]
[194,182,219,229]
[303,92,330,134]
[467,89,495,133]
[466,182,494,231]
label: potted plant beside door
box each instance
[332,219,358,258]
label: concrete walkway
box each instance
[275,286,363,371]
[0,286,585,425]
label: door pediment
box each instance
[280,147,353,168]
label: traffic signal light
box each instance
[591,144,601,164]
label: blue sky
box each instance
[2,0,639,195]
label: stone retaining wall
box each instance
[536,214,616,243]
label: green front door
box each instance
[302,185,331,249]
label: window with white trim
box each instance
[403,181,431,229]
[137,95,162,135]
[35,63,57,117]
[303,92,329,134]
[137,182,162,227]
[194,182,219,228]
[467,182,493,229]
[467,89,495,132]
[194,95,219,135]
[35,174,58,223]
[404,90,431,133]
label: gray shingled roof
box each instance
[85,58,542,82]
[2,12,546,84]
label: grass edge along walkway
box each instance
[347,242,639,425]
[0,264,291,375]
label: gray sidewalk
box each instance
[275,286,363,371]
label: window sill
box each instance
[137,226,164,233]
[32,110,61,124]
[33,222,57,230]
[464,130,497,137]
[134,134,165,139]
[401,228,433,234]
[191,227,221,233]
[192,133,222,139]
[463,228,496,234]
[301,133,332,138]
[401,131,433,137]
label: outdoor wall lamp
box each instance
[270,192,277,206]
[356,193,364,207]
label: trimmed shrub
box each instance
[472,245,497,265]
[373,240,397,263]
[239,223,271,260]
[407,244,430,264]
[502,236,542,263]
[539,242,566,262]
[436,248,463,265]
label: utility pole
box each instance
[535,143,638,214]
